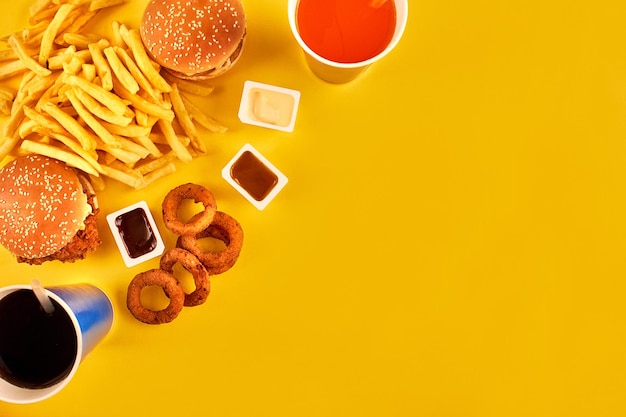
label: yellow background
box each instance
[2,0,626,416]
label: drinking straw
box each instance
[30,278,55,314]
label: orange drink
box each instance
[296,0,397,64]
[288,0,408,83]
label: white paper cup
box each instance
[0,283,113,404]
[288,0,408,83]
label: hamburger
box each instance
[140,0,247,80]
[0,155,101,265]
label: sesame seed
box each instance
[0,155,90,259]
[141,0,246,75]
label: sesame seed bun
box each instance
[140,0,247,80]
[0,155,100,263]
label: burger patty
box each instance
[17,193,101,265]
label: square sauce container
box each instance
[106,201,165,267]
[222,144,288,210]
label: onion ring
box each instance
[161,183,217,236]
[160,248,210,307]
[126,269,185,324]
[176,211,243,275]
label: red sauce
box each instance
[296,0,396,64]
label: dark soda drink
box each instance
[0,289,78,389]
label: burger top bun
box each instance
[0,155,92,259]
[140,0,246,79]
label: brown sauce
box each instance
[230,151,279,201]
[114,208,158,259]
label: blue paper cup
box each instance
[0,283,113,404]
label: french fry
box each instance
[109,21,125,48]
[88,173,106,191]
[0,134,21,162]
[134,151,176,175]
[169,83,204,153]
[71,86,132,126]
[113,45,160,102]
[47,49,91,70]
[141,161,175,188]
[20,139,99,176]
[0,101,11,116]
[23,19,50,40]
[0,60,28,81]
[55,10,98,43]
[0,50,19,62]
[33,72,65,111]
[100,120,150,137]
[17,118,41,138]
[0,87,15,100]
[49,131,102,174]
[57,100,78,116]
[29,0,53,18]
[161,71,215,96]
[88,42,113,91]
[181,95,228,133]
[157,118,192,163]
[0,0,228,189]
[22,105,65,136]
[13,71,38,108]
[134,109,151,127]
[21,73,57,102]
[4,106,26,138]
[0,87,15,116]
[8,34,51,78]
[98,149,116,165]
[112,79,174,121]
[121,26,171,92]
[132,135,162,158]
[98,142,143,165]
[39,3,76,66]
[117,134,151,157]
[103,46,139,94]
[63,32,101,49]
[62,56,85,75]
[149,132,191,147]
[41,101,97,150]
[65,88,119,147]
[64,74,129,116]
[80,63,97,81]
[89,0,127,12]
[99,164,144,189]
[29,7,57,26]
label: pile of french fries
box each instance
[0,0,227,189]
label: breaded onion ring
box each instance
[177,211,243,275]
[127,269,185,324]
[160,248,210,307]
[162,183,217,236]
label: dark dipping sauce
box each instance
[0,289,77,389]
[230,150,279,201]
[114,207,157,259]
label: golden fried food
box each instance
[160,248,210,307]
[0,0,227,189]
[161,183,217,236]
[126,269,185,325]
[177,211,244,275]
